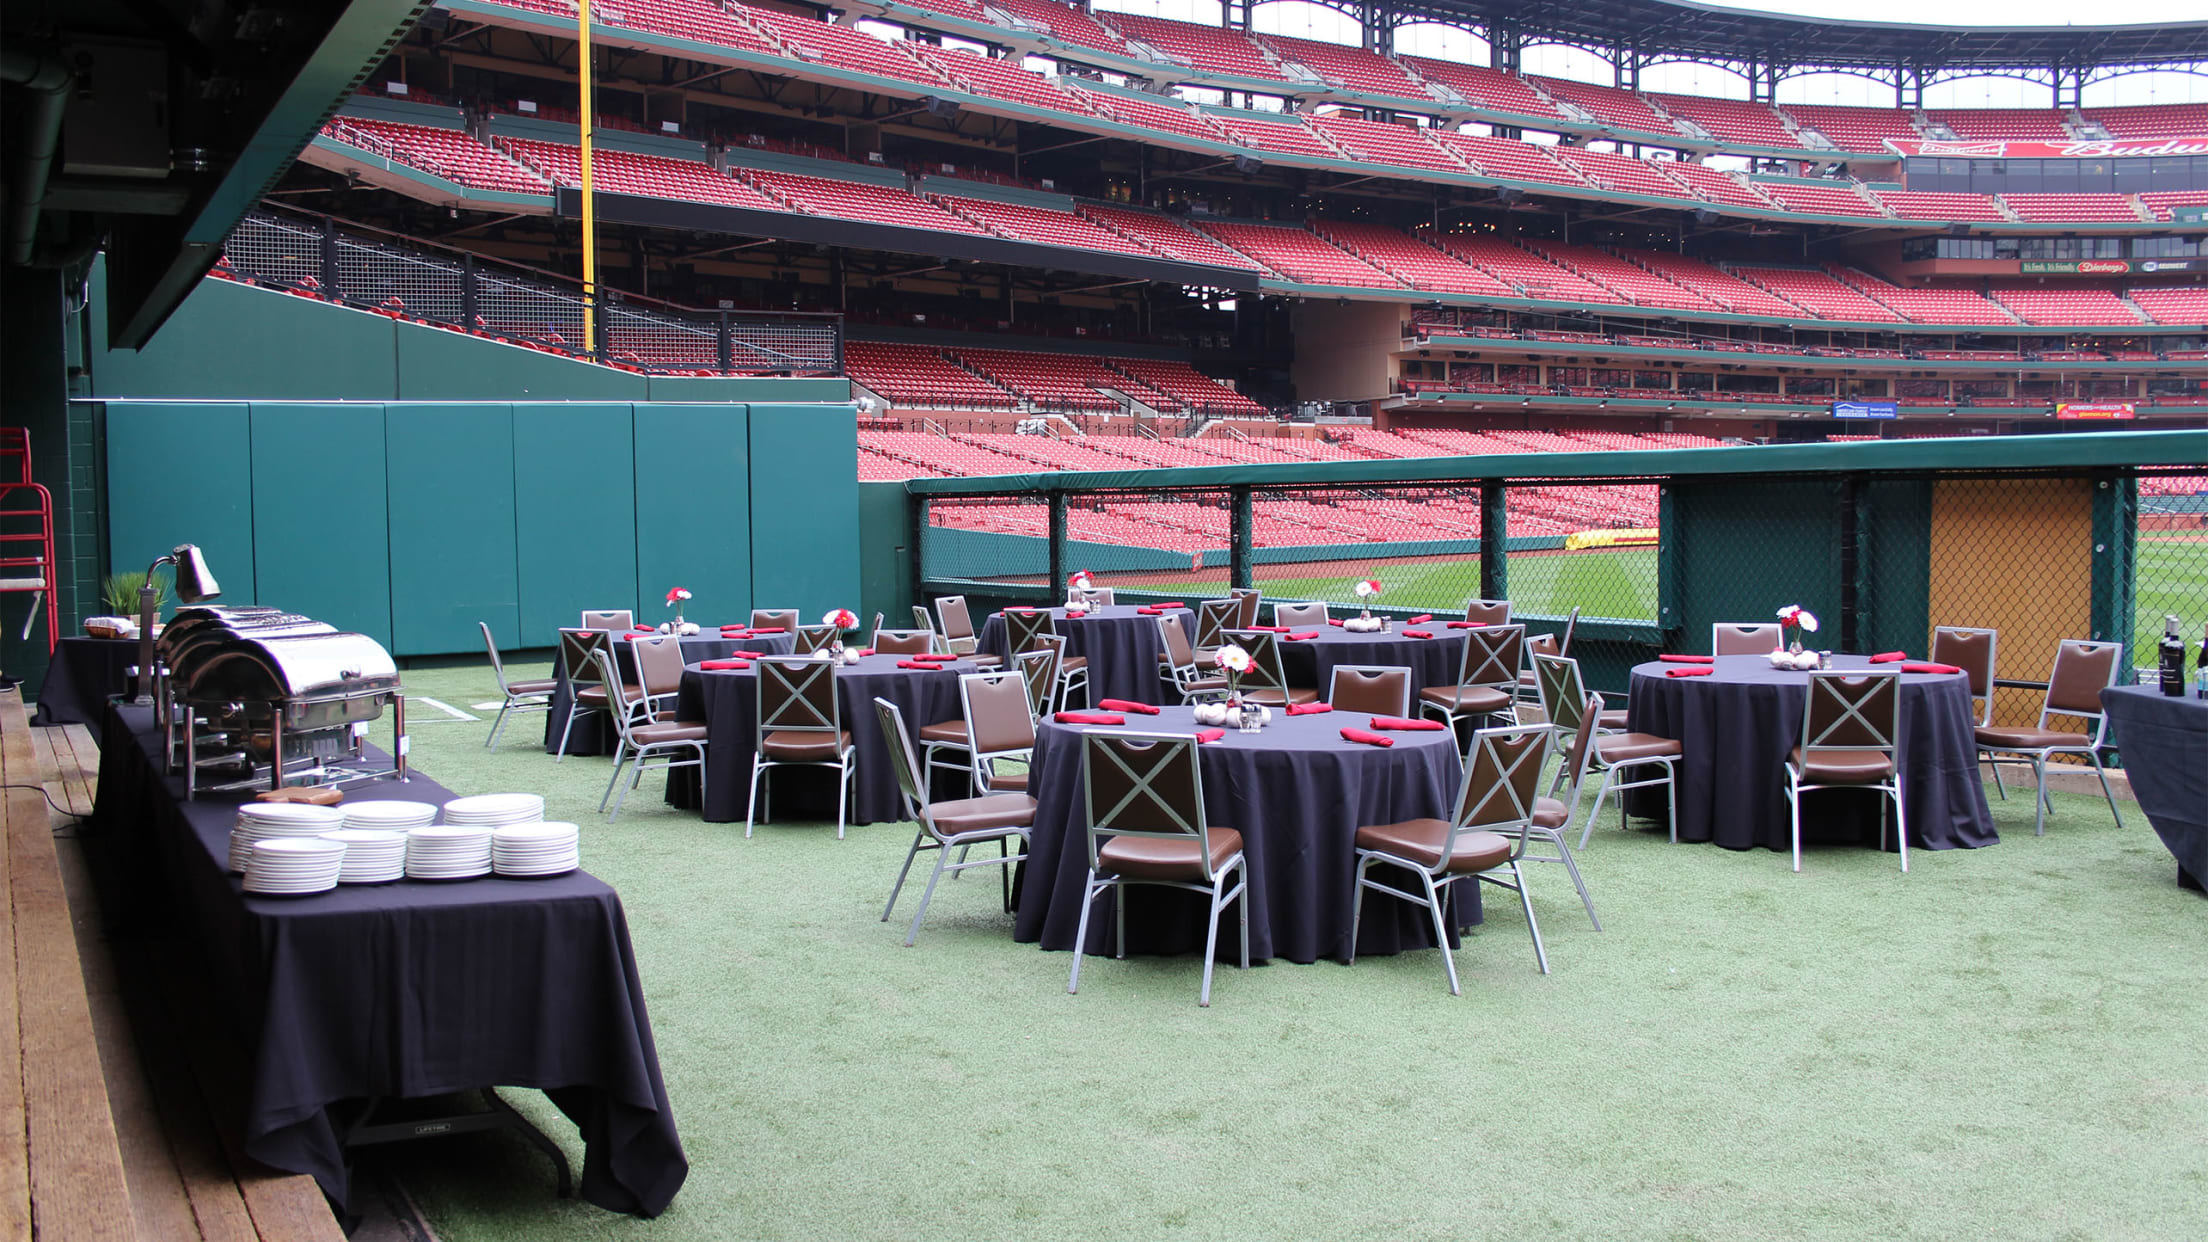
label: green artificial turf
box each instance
[373,660,2206,1242]
[2135,535,2208,665]
[1253,547,1660,620]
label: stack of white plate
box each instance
[321,828,407,883]
[439,793,545,829]
[230,803,347,873]
[242,837,346,896]
[405,826,494,880]
[492,822,581,878]
[340,800,440,832]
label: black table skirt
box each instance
[1015,707,1478,965]
[978,606,1189,706]
[666,655,975,826]
[545,632,794,756]
[1625,655,1997,853]
[2101,685,2207,889]
[1275,627,1466,699]
[88,705,687,1216]
[34,635,138,725]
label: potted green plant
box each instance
[90,571,168,638]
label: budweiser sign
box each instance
[1885,137,2208,159]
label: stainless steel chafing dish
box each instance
[155,608,408,798]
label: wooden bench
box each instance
[6,692,345,1241]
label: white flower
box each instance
[1797,610,1820,633]
[1213,644,1252,674]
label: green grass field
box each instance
[2136,535,2208,663]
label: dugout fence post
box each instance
[1047,490,1067,596]
[1479,478,1507,602]
[1230,485,1253,590]
[1838,472,1864,653]
[2089,469,2138,659]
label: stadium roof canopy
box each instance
[1384,0,2208,71]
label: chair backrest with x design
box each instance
[1800,671,1899,763]
[1531,652,1588,737]
[1223,630,1291,695]
[1193,600,1238,650]
[1080,732,1217,880]
[1439,725,1548,867]
[1930,626,1998,727]
[559,629,614,691]
[750,609,799,633]
[909,606,940,650]
[1454,623,1525,694]
[755,658,841,748]
[794,624,839,654]
[1558,606,1580,657]
[1015,647,1059,718]
[1004,609,1058,655]
[1463,598,1512,628]
[2040,639,2123,742]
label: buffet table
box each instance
[34,635,138,725]
[90,703,687,1216]
[977,605,1189,705]
[545,630,795,756]
[1624,654,1996,853]
[1015,706,1477,964]
[2100,685,2207,891]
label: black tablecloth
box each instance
[545,631,795,756]
[1625,654,1996,853]
[2101,685,2207,889]
[34,635,138,725]
[1015,706,1476,964]
[89,704,687,1216]
[666,653,975,825]
[977,606,1190,706]
[1274,626,1465,698]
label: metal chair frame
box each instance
[1157,613,1230,704]
[593,649,707,822]
[1519,661,1605,928]
[480,621,552,750]
[629,633,688,717]
[552,628,615,762]
[1348,724,1550,993]
[1975,639,2126,837]
[1071,731,1248,1007]
[1222,629,1304,706]
[1785,669,1906,873]
[794,624,840,655]
[1421,623,1524,731]
[745,657,857,839]
[1032,630,1087,710]
[910,605,944,653]
[1534,653,1681,850]
[874,697,1031,947]
[957,670,1037,795]
[1932,625,1999,730]
[1015,646,1061,719]
[1191,599,1239,653]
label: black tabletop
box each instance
[666,653,977,825]
[88,704,687,1216]
[2100,685,2207,889]
[1015,705,1476,964]
[978,605,1190,706]
[34,635,138,725]
[545,630,795,756]
[1271,624,1466,697]
[1626,654,1997,853]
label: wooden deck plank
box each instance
[4,691,136,1240]
[0,711,30,1242]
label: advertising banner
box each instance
[1831,401,1899,419]
[2021,260,2133,275]
[2055,402,2137,420]
[1885,137,2208,159]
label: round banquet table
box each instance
[34,635,139,725]
[976,605,1191,706]
[2098,685,2207,891]
[544,630,796,756]
[1625,654,1997,854]
[664,652,977,825]
[1272,623,1466,698]
[1014,705,1479,965]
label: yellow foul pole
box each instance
[578,0,597,354]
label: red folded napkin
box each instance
[1659,654,1715,664]
[1903,662,1962,675]
[1370,716,1445,731]
[1137,607,1164,616]
[1286,702,1332,716]
[898,660,945,669]
[1195,727,1227,744]
[1408,614,1434,624]
[1249,624,1290,633]
[1285,631,1319,641]
[1445,621,1487,629]
[1402,629,1433,639]
[1326,618,1345,627]
[1150,601,1186,609]
[1666,667,1715,678]
[698,659,751,670]
[1054,711,1126,725]
[908,653,956,662]
[1097,699,1161,715]
[751,625,789,632]
[1868,651,1909,663]
[1340,727,1394,748]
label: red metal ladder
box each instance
[0,428,60,653]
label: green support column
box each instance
[2088,470,2138,659]
[1656,485,1679,642]
[1047,491,1067,596]
[1839,473,1865,653]
[1230,486,1254,589]
[1479,480,1507,601]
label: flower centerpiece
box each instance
[1345,579,1386,632]
[822,608,860,661]
[660,586,698,636]
[1065,570,1096,613]
[1771,604,1823,669]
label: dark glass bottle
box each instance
[2158,615,2185,697]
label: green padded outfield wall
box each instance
[104,402,258,618]
[748,403,861,620]
[514,403,638,643]
[386,403,520,652]
[633,402,754,630]
[248,403,395,647]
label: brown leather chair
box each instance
[630,633,689,719]
[1974,639,2126,837]
[1007,613,1086,707]
[871,628,934,656]
[554,628,631,762]
[1329,664,1413,717]
[1191,599,1240,655]
[580,609,633,632]
[1230,587,1261,629]
[746,657,856,839]
[1014,647,1061,719]
[592,649,708,822]
[933,595,1000,667]
[1273,600,1328,628]
[1931,626,1998,729]
[1156,613,1230,704]
[918,666,1041,796]
[1463,598,1512,627]
[1224,629,1320,707]
[1712,622,1783,656]
[480,621,555,751]
[909,605,942,653]
[874,697,1034,946]
[1520,677,1605,928]
[1420,623,1523,729]
[1031,631,1086,710]
[1515,607,1580,711]
[1348,723,1551,993]
[750,608,799,632]
[1527,652,1685,850]
[1786,670,1906,872]
[1070,732,1247,1007]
